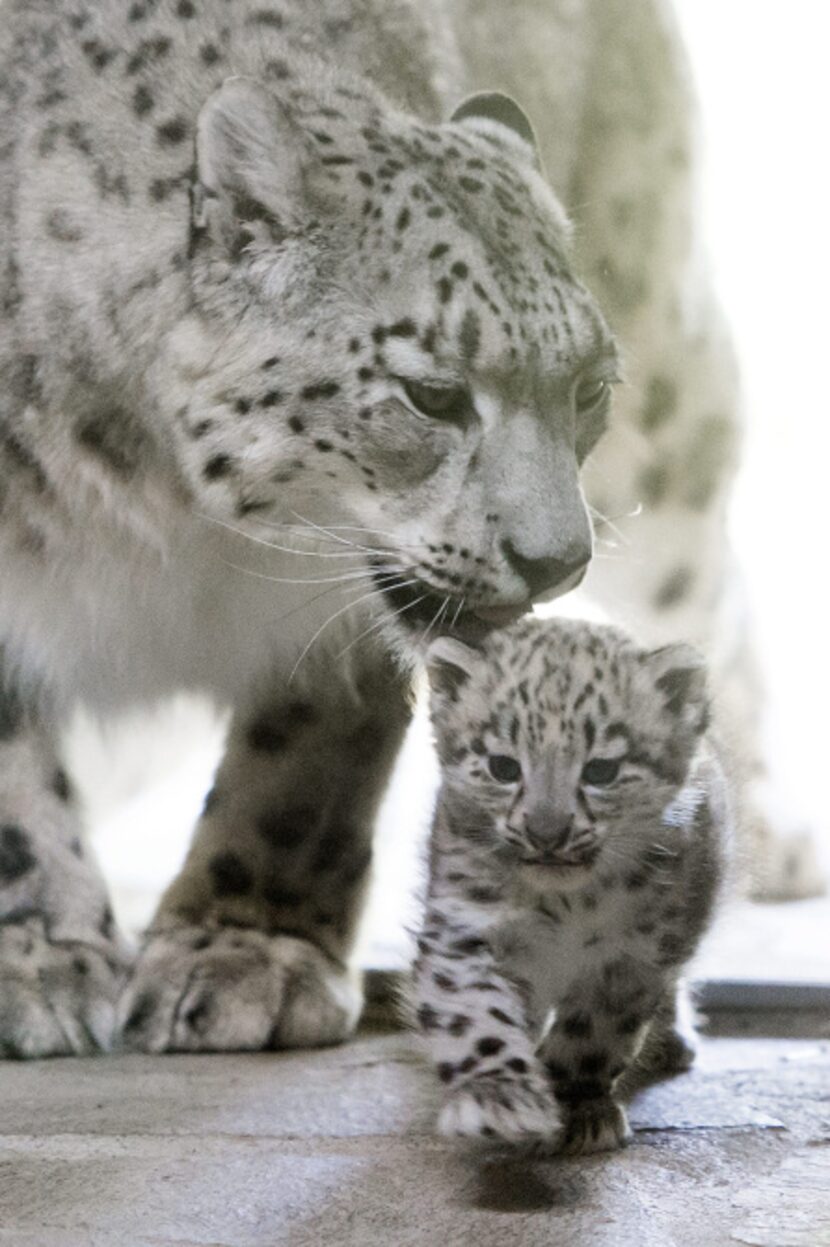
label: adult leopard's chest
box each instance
[0,513,360,711]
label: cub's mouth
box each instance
[522,845,601,871]
[369,564,528,643]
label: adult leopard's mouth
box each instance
[370,566,529,642]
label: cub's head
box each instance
[164,77,618,647]
[427,620,710,891]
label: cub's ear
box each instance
[643,643,710,734]
[426,637,481,702]
[450,91,540,167]
[194,77,309,251]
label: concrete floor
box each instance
[1,1010,829,1247]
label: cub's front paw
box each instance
[560,1096,631,1155]
[118,926,362,1053]
[0,918,128,1058]
[439,1071,561,1145]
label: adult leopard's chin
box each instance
[370,567,529,647]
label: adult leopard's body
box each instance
[0,0,789,1058]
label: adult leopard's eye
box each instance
[574,377,609,413]
[401,378,471,422]
[488,754,522,784]
[581,757,621,787]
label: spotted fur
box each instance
[0,0,622,1057]
[417,617,731,1150]
[0,0,798,1059]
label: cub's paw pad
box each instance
[439,1071,560,1144]
[118,926,361,1053]
[0,919,128,1058]
[560,1097,631,1155]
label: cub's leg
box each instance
[0,675,128,1057]
[633,983,697,1078]
[539,958,662,1155]
[119,649,410,1053]
[415,910,559,1144]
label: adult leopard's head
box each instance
[165,76,618,646]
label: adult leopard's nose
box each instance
[500,538,591,601]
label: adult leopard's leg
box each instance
[0,666,128,1057]
[119,645,411,1053]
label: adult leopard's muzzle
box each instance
[371,554,589,644]
[499,538,591,602]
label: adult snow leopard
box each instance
[0,0,797,1058]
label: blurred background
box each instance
[72,0,830,984]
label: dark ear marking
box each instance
[655,666,698,714]
[450,92,540,166]
[426,637,481,702]
[646,644,710,732]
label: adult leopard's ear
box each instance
[194,77,309,252]
[450,92,541,168]
[642,644,710,735]
[426,638,481,703]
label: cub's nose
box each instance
[525,812,574,855]
[500,539,591,600]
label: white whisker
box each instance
[200,512,377,560]
[419,593,451,649]
[288,576,420,683]
[288,509,393,556]
[245,515,394,558]
[272,571,401,628]
[334,588,430,660]
[217,558,400,587]
[450,595,467,629]
[259,517,422,550]
[588,500,644,550]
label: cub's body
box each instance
[418,619,730,1149]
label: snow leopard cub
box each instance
[416,617,731,1153]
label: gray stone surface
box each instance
[1,1027,829,1247]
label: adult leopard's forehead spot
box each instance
[305,101,595,366]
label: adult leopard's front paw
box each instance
[0,918,128,1058]
[439,1071,561,1145]
[559,1096,631,1155]
[117,926,362,1053]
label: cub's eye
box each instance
[574,377,609,413]
[488,754,522,784]
[400,378,471,422]
[581,757,621,787]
